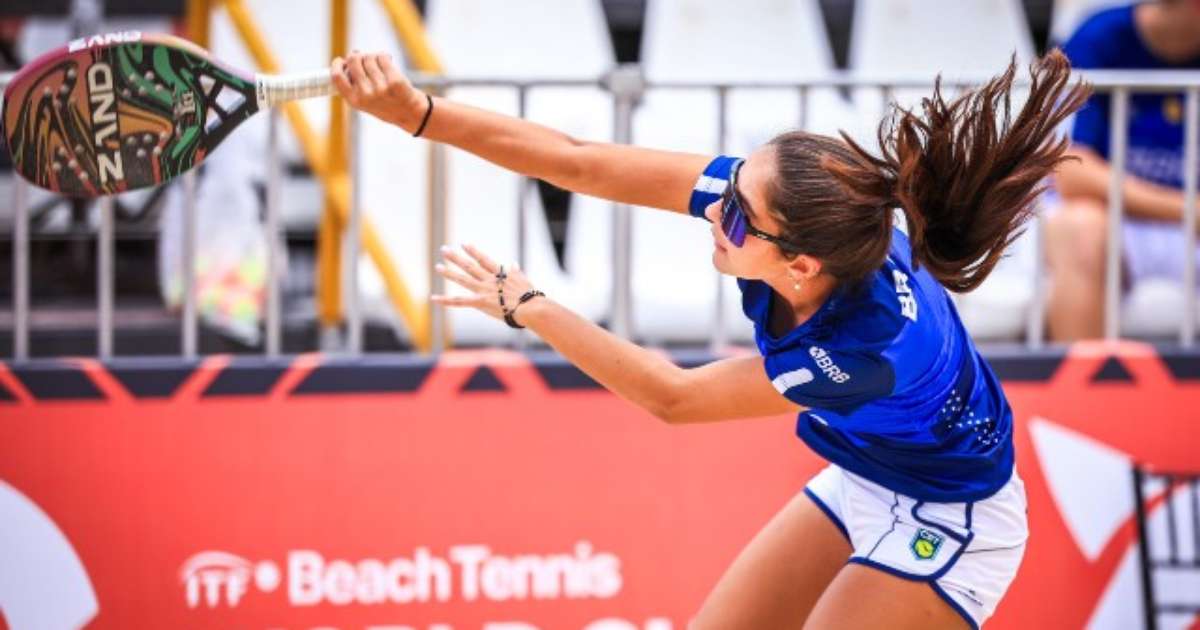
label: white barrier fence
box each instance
[4,68,1200,357]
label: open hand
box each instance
[432,244,539,326]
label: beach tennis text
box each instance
[181,542,622,608]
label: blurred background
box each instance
[0,0,1115,357]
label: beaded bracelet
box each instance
[504,290,546,329]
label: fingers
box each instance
[433,244,536,325]
[331,57,353,100]
[334,52,418,121]
[462,244,501,274]
[378,54,411,97]
[440,246,491,282]
[430,294,477,307]
[346,52,371,98]
[434,262,479,289]
[362,53,389,95]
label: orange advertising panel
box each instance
[0,343,1197,629]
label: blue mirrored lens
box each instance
[722,190,747,247]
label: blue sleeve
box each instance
[687,155,741,218]
[1062,13,1113,155]
[763,343,895,416]
[1071,95,1110,156]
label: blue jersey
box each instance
[689,156,1015,502]
[1064,5,1200,188]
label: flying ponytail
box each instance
[819,49,1091,291]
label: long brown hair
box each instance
[766,49,1090,292]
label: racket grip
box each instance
[256,70,334,108]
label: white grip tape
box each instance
[255,70,334,108]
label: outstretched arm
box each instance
[433,245,803,424]
[331,52,710,214]
[1056,145,1193,225]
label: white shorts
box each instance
[804,465,1029,629]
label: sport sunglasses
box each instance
[720,159,803,253]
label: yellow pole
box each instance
[319,0,349,330]
[185,0,211,48]
[376,0,443,73]
[219,0,430,350]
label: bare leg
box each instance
[689,490,852,630]
[803,564,971,630]
[1045,198,1108,341]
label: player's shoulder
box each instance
[1074,4,1136,39]
[1063,5,1138,66]
[821,227,956,368]
[764,322,897,415]
[822,270,911,353]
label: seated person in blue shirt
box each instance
[333,50,1087,630]
[1048,0,1200,340]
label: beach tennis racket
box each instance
[2,31,332,197]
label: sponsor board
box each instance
[0,344,1197,629]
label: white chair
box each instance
[1122,279,1200,339]
[849,0,1036,119]
[634,0,851,344]
[947,215,1044,341]
[851,0,1040,341]
[851,0,1035,79]
[1119,218,1200,339]
[426,0,616,345]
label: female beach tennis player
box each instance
[331,50,1088,629]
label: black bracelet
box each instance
[503,290,545,329]
[517,289,545,307]
[412,92,434,138]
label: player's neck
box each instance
[765,274,837,335]
[1136,2,1200,63]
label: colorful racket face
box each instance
[2,32,261,197]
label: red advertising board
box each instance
[0,343,1197,629]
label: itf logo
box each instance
[180,551,280,608]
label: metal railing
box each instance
[214,0,434,352]
[6,68,1200,359]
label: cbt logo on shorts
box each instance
[910,528,944,561]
